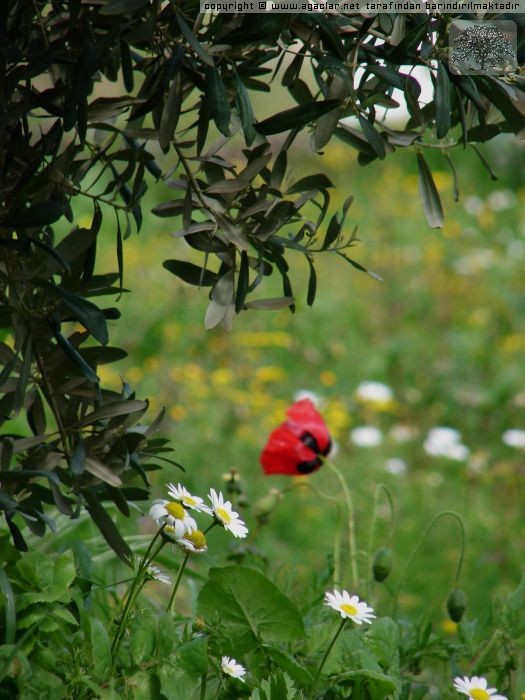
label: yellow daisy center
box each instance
[340,603,358,616]
[216,507,231,524]
[186,530,207,549]
[471,691,490,700]
[182,495,196,506]
[166,502,185,519]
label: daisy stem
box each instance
[167,552,190,612]
[111,529,165,661]
[325,459,359,590]
[365,483,396,598]
[393,510,466,615]
[308,619,346,699]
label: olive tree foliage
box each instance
[0,1,524,556]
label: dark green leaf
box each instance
[235,251,249,313]
[163,260,218,287]
[256,100,342,136]
[416,153,443,228]
[206,66,231,136]
[288,174,333,194]
[358,115,386,160]
[70,439,86,476]
[435,62,451,139]
[235,73,257,146]
[99,0,147,15]
[83,490,132,564]
[159,71,183,152]
[176,10,214,66]
[306,257,316,307]
[471,145,498,181]
[1,202,66,229]
[78,400,148,426]
[54,286,109,345]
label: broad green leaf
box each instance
[435,62,451,139]
[197,566,304,653]
[264,646,313,687]
[364,618,400,674]
[416,153,443,228]
[255,100,342,136]
[129,611,157,666]
[176,636,208,677]
[163,260,218,287]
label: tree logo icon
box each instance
[449,21,517,76]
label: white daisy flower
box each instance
[384,458,407,476]
[324,590,376,625]
[221,656,246,682]
[453,675,507,700]
[166,483,212,513]
[145,564,171,586]
[208,489,248,538]
[350,426,383,448]
[176,530,208,554]
[149,500,197,538]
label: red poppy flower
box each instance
[260,399,332,475]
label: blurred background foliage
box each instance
[1,0,525,631]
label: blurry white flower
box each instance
[324,590,375,625]
[502,429,525,449]
[166,483,211,513]
[384,458,407,476]
[293,389,323,407]
[453,675,506,700]
[208,489,248,538]
[487,189,515,211]
[149,500,197,537]
[424,427,469,461]
[389,424,417,443]
[463,195,484,216]
[454,249,497,276]
[355,381,394,405]
[350,426,383,448]
[221,656,246,682]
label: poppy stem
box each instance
[308,618,347,699]
[393,510,466,616]
[325,459,359,590]
[366,483,396,597]
[277,480,342,586]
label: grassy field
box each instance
[45,134,525,634]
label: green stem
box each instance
[111,528,165,659]
[308,619,346,700]
[325,459,359,589]
[200,672,207,700]
[167,552,190,612]
[470,629,503,674]
[365,483,396,598]
[393,510,466,615]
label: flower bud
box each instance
[446,588,467,623]
[252,489,281,524]
[372,547,393,582]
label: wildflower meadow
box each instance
[2,4,525,700]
